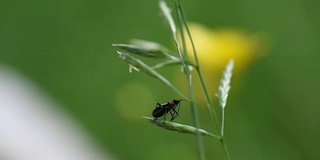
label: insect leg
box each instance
[163,114,167,123]
[177,102,181,113]
[170,103,181,121]
[153,117,157,122]
[170,111,179,121]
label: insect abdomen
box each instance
[152,107,166,117]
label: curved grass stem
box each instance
[175,1,231,159]
[159,0,206,159]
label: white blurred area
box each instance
[0,66,112,160]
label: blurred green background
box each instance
[1,0,320,159]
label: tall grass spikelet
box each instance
[216,59,234,109]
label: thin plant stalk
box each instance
[151,60,181,69]
[174,2,206,160]
[220,108,230,160]
[221,108,225,136]
[175,0,220,132]
[160,0,206,159]
[175,1,231,159]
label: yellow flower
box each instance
[176,22,268,104]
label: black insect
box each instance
[152,99,182,122]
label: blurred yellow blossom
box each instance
[176,22,268,104]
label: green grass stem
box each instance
[160,0,206,159]
[175,1,231,159]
